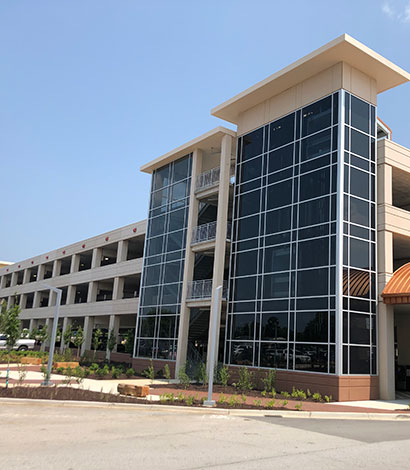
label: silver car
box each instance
[0,334,36,351]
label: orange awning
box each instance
[382,262,410,304]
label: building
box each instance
[0,221,145,357]
[1,34,410,401]
[132,34,410,401]
[0,261,13,269]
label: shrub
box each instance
[281,400,288,407]
[178,362,190,389]
[56,367,64,374]
[270,388,276,398]
[228,395,240,407]
[261,390,267,397]
[111,366,121,379]
[177,392,185,402]
[295,402,303,411]
[217,394,227,404]
[196,362,208,386]
[143,360,155,382]
[159,394,168,404]
[265,399,276,409]
[312,392,322,402]
[236,367,254,392]
[185,395,194,406]
[125,367,135,378]
[262,369,276,392]
[89,363,99,373]
[17,364,27,385]
[253,399,262,407]
[219,365,230,388]
[324,395,332,403]
[296,389,307,400]
[164,364,171,380]
[281,391,290,399]
[291,387,298,399]
[241,394,247,404]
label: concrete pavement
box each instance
[1,400,410,469]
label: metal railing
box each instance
[187,279,228,300]
[195,165,235,192]
[191,221,232,245]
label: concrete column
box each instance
[377,163,392,206]
[175,149,201,377]
[0,275,5,289]
[20,294,27,310]
[23,269,30,284]
[29,318,38,333]
[11,272,17,287]
[87,281,97,303]
[206,134,233,373]
[60,317,73,353]
[33,291,41,309]
[37,264,45,281]
[106,314,120,360]
[91,248,102,269]
[113,277,124,300]
[71,254,80,273]
[49,290,57,307]
[379,303,395,399]
[81,316,95,355]
[117,240,128,263]
[67,285,76,305]
[52,260,61,277]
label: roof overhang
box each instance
[211,34,410,124]
[140,126,236,174]
[382,263,410,304]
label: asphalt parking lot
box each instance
[1,400,410,469]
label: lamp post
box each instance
[41,285,62,386]
[203,285,222,407]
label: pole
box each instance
[41,285,62,386]
[203,285,222,407]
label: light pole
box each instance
[203,285,222,407]
[41,285,62,386]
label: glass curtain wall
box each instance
[342,92,377,375]
[226,93,339,374]
[134,154,192,360]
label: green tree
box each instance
[73,326,85,358]
[107,328,117,361]
[92,328,103,359]
[0,299,22,388]
[63,325,73,351]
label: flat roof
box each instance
[140,126,236,174]
[211,34,410,124]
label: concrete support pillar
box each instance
[33,291,41,309]
[113,277,124,300]
[52,260,61,277]
[71,254,80,273]
[117,240,128,263]
[11,272,17,287]
[377,163,392,205]
[91,248,102,269]
[20,293,27,310]
[37,264,45,282]
[106,314,120,360]
[87,281,97,303]
[67,285,76,305]
[379,303,395,399]
[175,149,201,377]
[49,290,56,307]
[29,318,38,333]
[81,316,95,355]
[60,317,73,353]
[23,269,30,284]
[206,134,233,373]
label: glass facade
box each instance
[134,154,192,360]
[342,92,377,375]
[226,93,339,374]
[226,91,377,375]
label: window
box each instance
[266,180,292,210]
[301,129,331,162]
[268,144,294,173]
[302,96,331,137]
[299,167,330,201]
[269,114,295,150]
[351,95,369,134]
[264,245,290,273]
[298,237,329,269]
[242,128,263,161]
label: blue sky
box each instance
[1,0,409,262]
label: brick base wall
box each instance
[227,366,379,401]
[131,357,176,377]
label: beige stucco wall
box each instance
[237,62,377,136]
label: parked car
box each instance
[0,334,36,351]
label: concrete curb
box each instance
[1,397,409,420]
